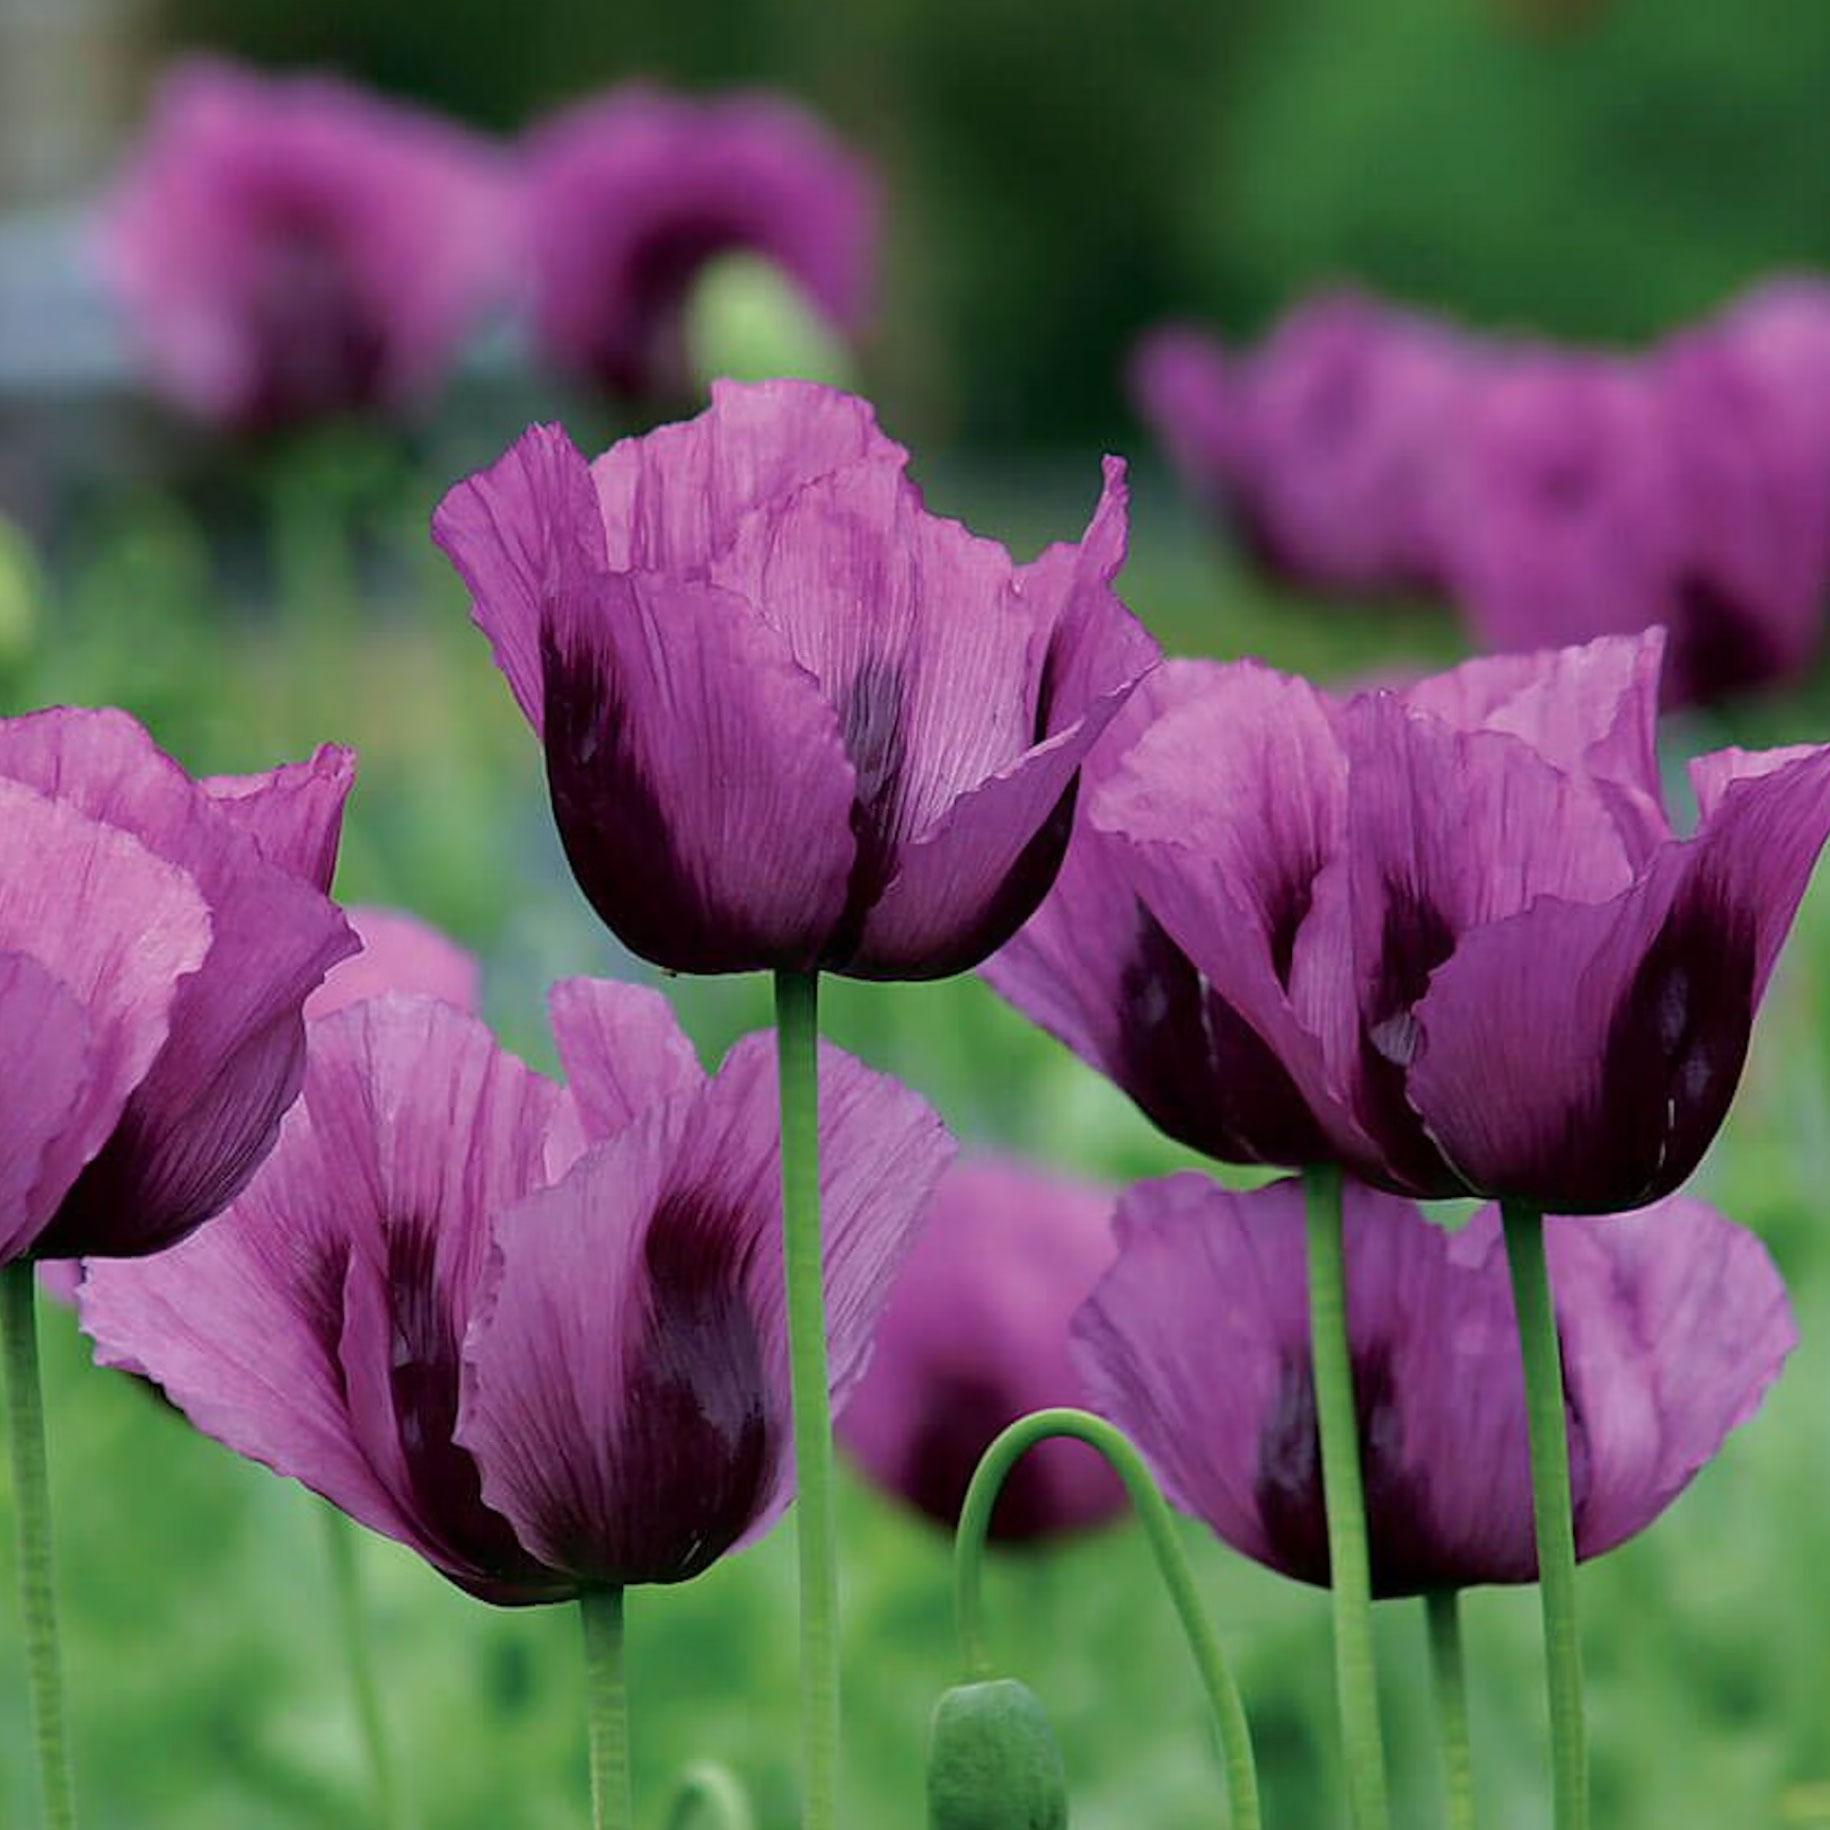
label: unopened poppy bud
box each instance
[927,1678,1068,1830]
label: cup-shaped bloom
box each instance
[518,84,877,401]
[1075,1174,1793,1595]
[1232,292,1481,594]
[79,980,951,1602]
[433,378,1158,979]
[997,631,1830,1211]
[100,57,507,431]
[837,1157,1127,1542]
[0,705,356,1263]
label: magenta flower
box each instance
[996,632,1830,1210]
[1075,1174,1793,1595]
[79,980,951,1602]
[433,379,1157,978]
[100,57,507,431]
[1127,324,1245,523]
[0,706,356,1264]
[837,1157,1127,1543]
[519,84,877,401]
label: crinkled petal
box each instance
[542,569,858,972]
[589,376,901,573]
[204,744,357,891]
[546,976,706,1145]
[0,958,96,1264]
[460,1028,950,1585]
[1411,744,1830,1208]
[1553,1196,1793,1557]
[432,422,610,734]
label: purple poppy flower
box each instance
[1000,631,1830,1211]
[0,706,356,1264]
[433,378,1158,979]
[1229,292,1481,594]
[519,84,877,402]
[837,1157,1127,1543]
[79,980,951,1602]
[100,57,507,431]
[1074,1174,1793,1596]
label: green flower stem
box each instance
[1425,1590,1476,1830]
[580,1585,632,1830]
[317,1502,400,1829]
[1302,1162,1391,1830]
[663,1761,759,1830]
[2,1260,76,1829]
[1500,1202,1587,1830]
[954,1406,1261,1830]
[773,968,840,1830]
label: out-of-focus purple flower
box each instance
[1075,1174,1793,1595]
[996,631,1830,1211]
[837,1157,1127,1543]
[79,980,951,1602]
[0,706,356,1264]
[1127,325,1244,522]
[519,84,877,402]
[1434,343,1828,705]
[100,57,507,431]
[304,904,481,1020]
[433,378,1157,979]
[1128,295,1484,594]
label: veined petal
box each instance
[547,976,706,1144]
[0,958,95,1264]
[541,569,857,971]
[205,743,357,891]
[432,422,609,734]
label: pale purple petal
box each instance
[0,958,96,1264]
[205,745,357,892]
[546,976,706,1144]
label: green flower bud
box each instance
[927,1678,1069,1830]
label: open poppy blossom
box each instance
[994,631,1830,1210]
[100,57,506,431]
[0,706,356,1263]
[78,979,951,1602]
[837,1156,1127,1543]
[1075,1174,1794,1595]
[433,378,1158,979]
[519,84,877,402]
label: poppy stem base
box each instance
[954,1405,1262,1830]
[1501,1202,1588,1830]
[1,1260,76,1830]
[1425,1589,1477,1830]
[774,969,840,1830]
[1303,1162,1392,1830]
[580,1584,632,1830]
[661,1759,758,1830]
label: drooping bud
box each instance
[927,1678,1069,1830]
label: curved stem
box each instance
[663,1761,759,1830]
[773,969,839,1830]
[1302,1163,1391,1830]
[954,1406,1261,1830]
[2,1260,76,1829]
[1425,1590,1476,1830]
[580,1585,632,1830]
[318,1503,400,1829]
[1500,1202,1587,1830]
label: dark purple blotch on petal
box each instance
[827,654,911,967]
